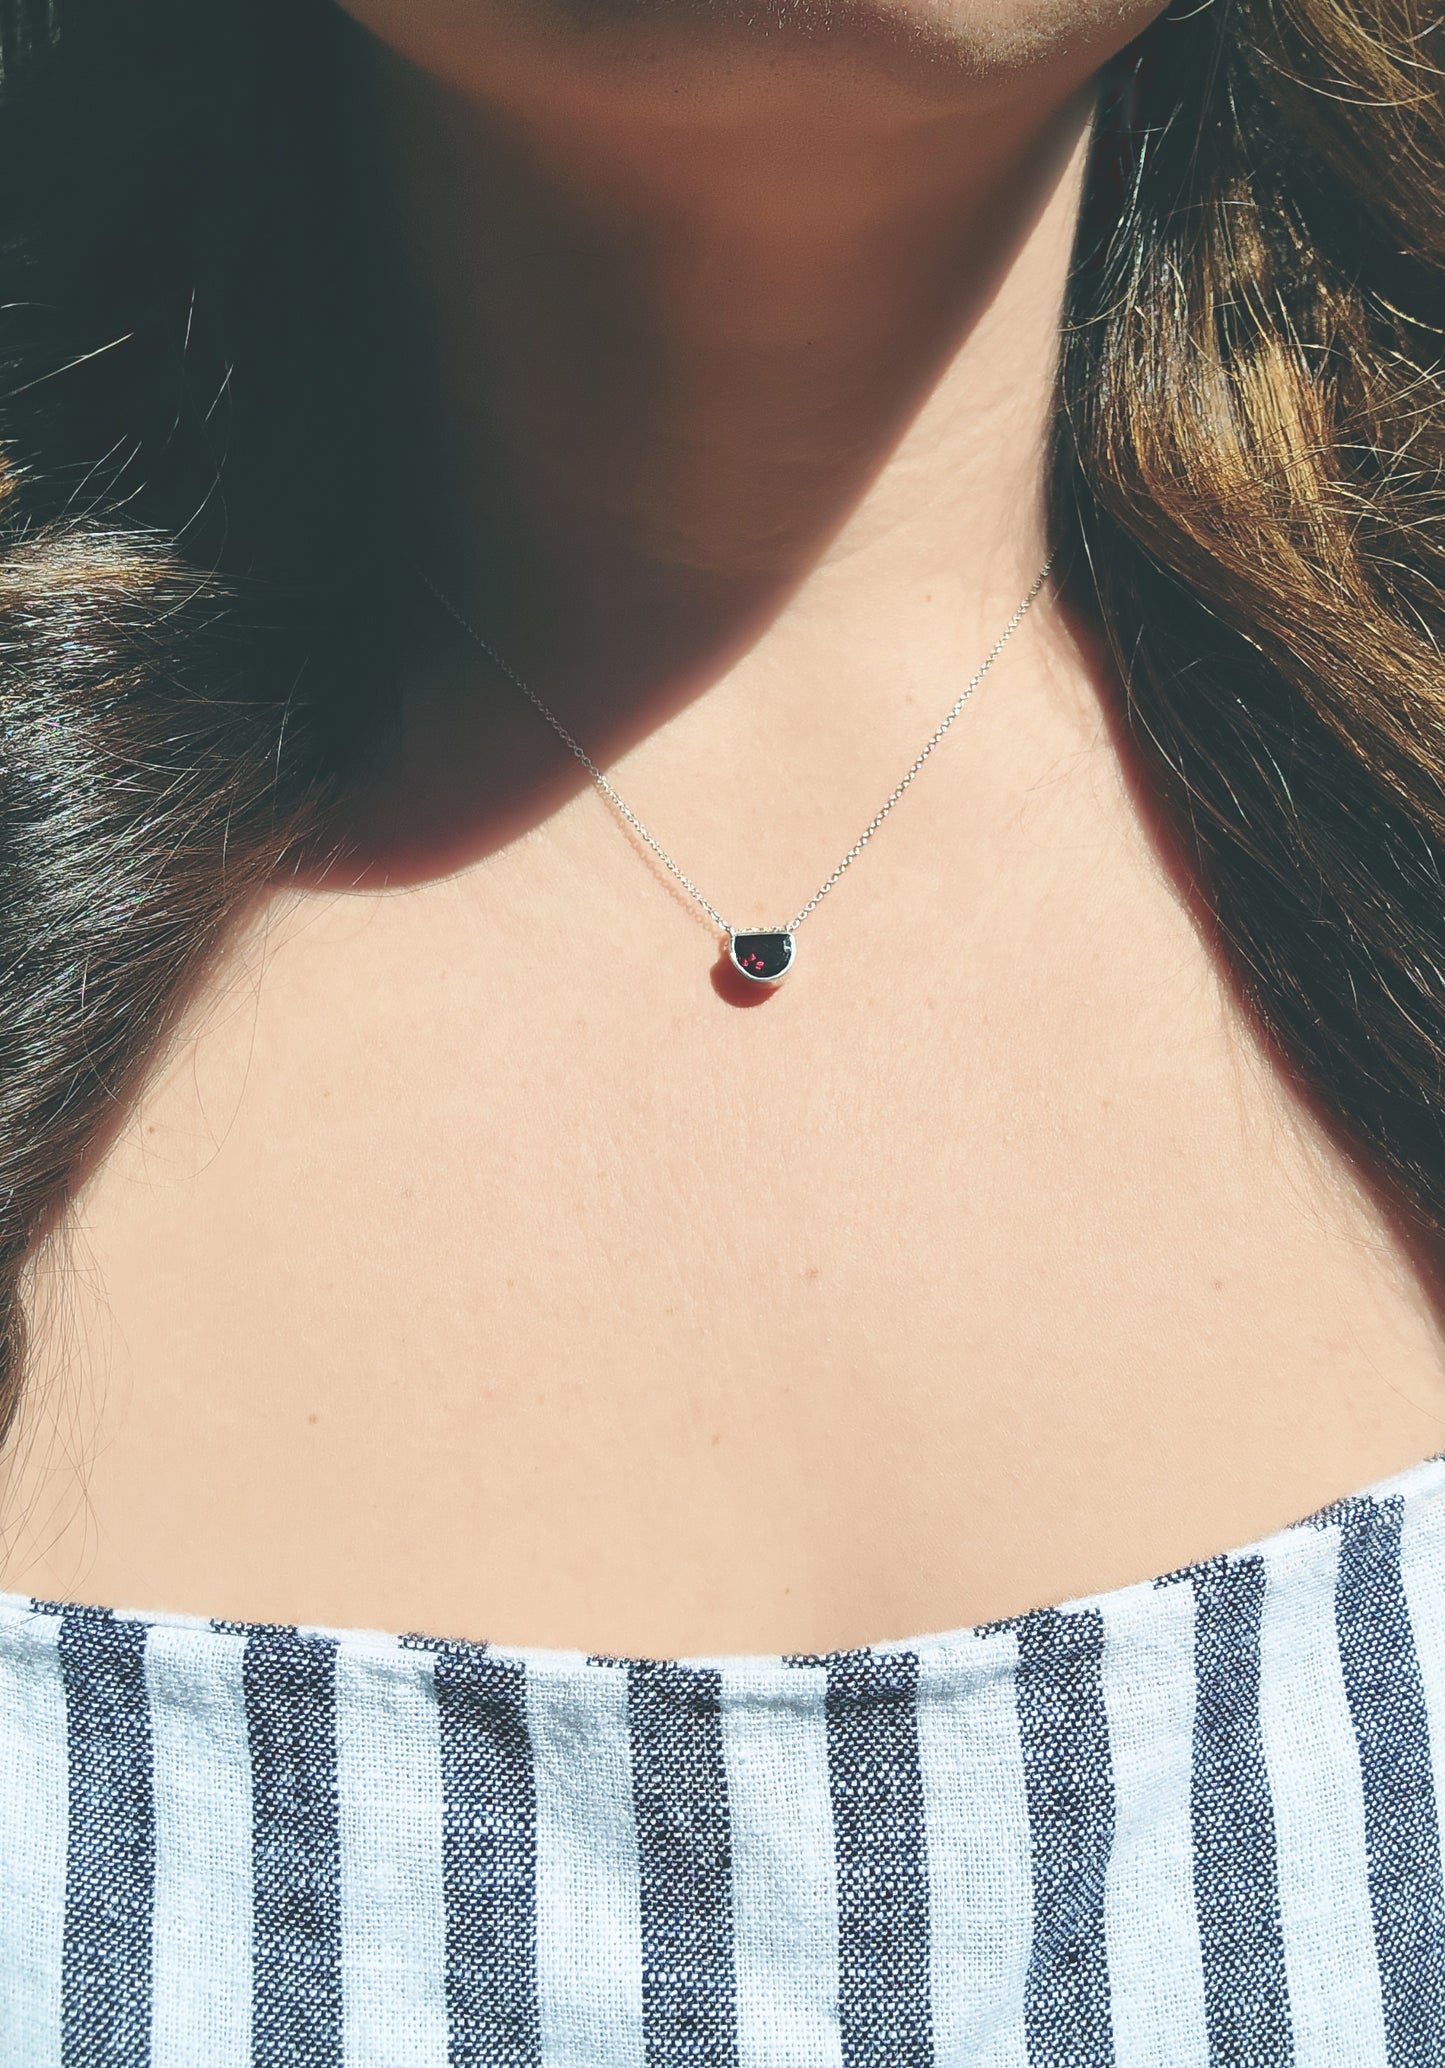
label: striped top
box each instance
[4,1453,1445,2067]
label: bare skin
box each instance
[4,0,1445,1657]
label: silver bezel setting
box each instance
[727,929,796,985]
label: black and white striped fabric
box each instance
[4,1448,1445,2065]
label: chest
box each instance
[8,735,1445,1653]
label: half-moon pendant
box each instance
[727,930,795,985]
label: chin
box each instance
[330,0,1170,127]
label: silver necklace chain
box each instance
[412,553,1054,944]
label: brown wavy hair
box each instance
[0,0,1441,1434]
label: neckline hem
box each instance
[6,1444,1444,1671]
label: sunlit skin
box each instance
[6,0,1445,1656]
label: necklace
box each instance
[413,554,1055,988]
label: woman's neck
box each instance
[337,16,1099,720]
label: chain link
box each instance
[413,554,1055,939]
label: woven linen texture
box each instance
[5,1449,1445,2065]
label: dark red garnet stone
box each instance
[729,931,795,983]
